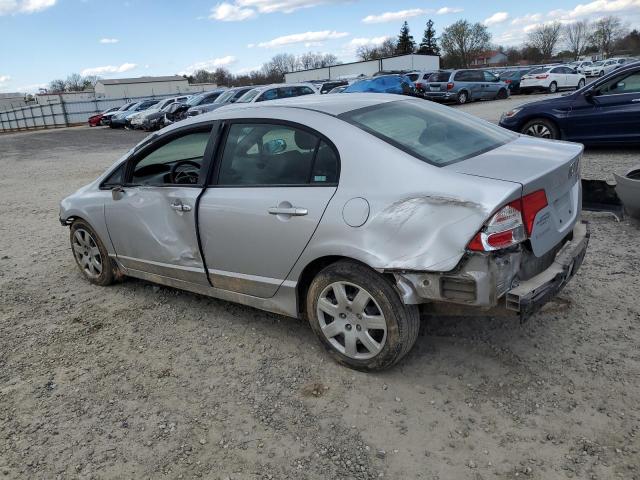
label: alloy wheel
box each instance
[316,281,387,360]
[525,123,552,138]
[549,82,557,93]
[72,228,103,278]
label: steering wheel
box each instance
[170,160,200,184]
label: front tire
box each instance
[577,79,585,89]
[70,220,117,286]
[548,81,558,94]
[599,70,605,77]
[306,260,420,371]
[521,118,560,140]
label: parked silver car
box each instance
[60,94,589,370]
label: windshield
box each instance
[592,61,604,66]
[214,90,236,104]
[339,100,515,167]
[187,94,206,106]
[500,70,517,78]
[236,88,260,103]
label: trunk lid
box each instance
[447,136,583,257]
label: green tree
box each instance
[396,21,416,55]
[440,20,491,68]
[417,19,440,55]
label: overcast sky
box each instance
[1,0,639,92]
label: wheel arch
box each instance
[294,255,394,317]
[520,114,565,139]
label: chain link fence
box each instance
[0,93,179,133]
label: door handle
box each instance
[170,201,192,212]
[268,207,308,216]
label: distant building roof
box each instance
[97,76,186,86]
[0,92,24,98]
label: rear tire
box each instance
[577,79,585,89]
[497,88,508,99]
[548,82,558,94]
[456,91,469,104]
[70,219,117,286]
[521,118,560,140]
[306,260,420,371]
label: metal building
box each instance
[94,76,216,98]
[284,54,440,83]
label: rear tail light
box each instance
[535,74,549,79]
[504,79,512,84]
[467,190,548,252]
[447,82,454,90]
[416,82,424,88]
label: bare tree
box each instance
[65,73,85,92]
[48,79,66,93]
[591,16,627,57]
[356,39,398,61]
[213,67,232,86]
[564,21,591,60]
[440,20,491,68]
[527,22,562,60]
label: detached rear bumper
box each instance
[393,221,589,320]
[505,221,589,319]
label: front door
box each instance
[568,69,640,142]
[199,121,340,298]
[105,126,215,285]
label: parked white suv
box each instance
[584,59,620,77]
[568,60,593,74]
[520,66,586,94]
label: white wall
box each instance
[285,54,440,83]
[95,80,194,98]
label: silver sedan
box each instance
[60,93,589,370]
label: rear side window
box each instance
[340,100,515,167]
[217,123,338,186]
[454,71,472,81]
[429,72,451,82]
[407,74,419,81]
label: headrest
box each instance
[295,129,317,151]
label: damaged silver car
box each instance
[60,93,589,370]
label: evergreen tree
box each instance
[396,21,416,55]
[418,19,440,55]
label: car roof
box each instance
[165,93,404,132]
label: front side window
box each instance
[257,89,279,102]
[483,71,498,82]
[131,131,211,186]
[217,123,337,186]
[599,72,640,95]
[340,100,515,167]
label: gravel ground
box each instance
[1,99,639,480]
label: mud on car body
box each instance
[60,93,588,370]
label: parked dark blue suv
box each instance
[499,62,640,144]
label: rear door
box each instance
[199,121,340,298]
[550,67,567,88]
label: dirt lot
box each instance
[1,101,639,480]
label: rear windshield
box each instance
[429,72,451,82]
[526,67,549,75]
[407,73,419,81]
[339,100,515,167]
